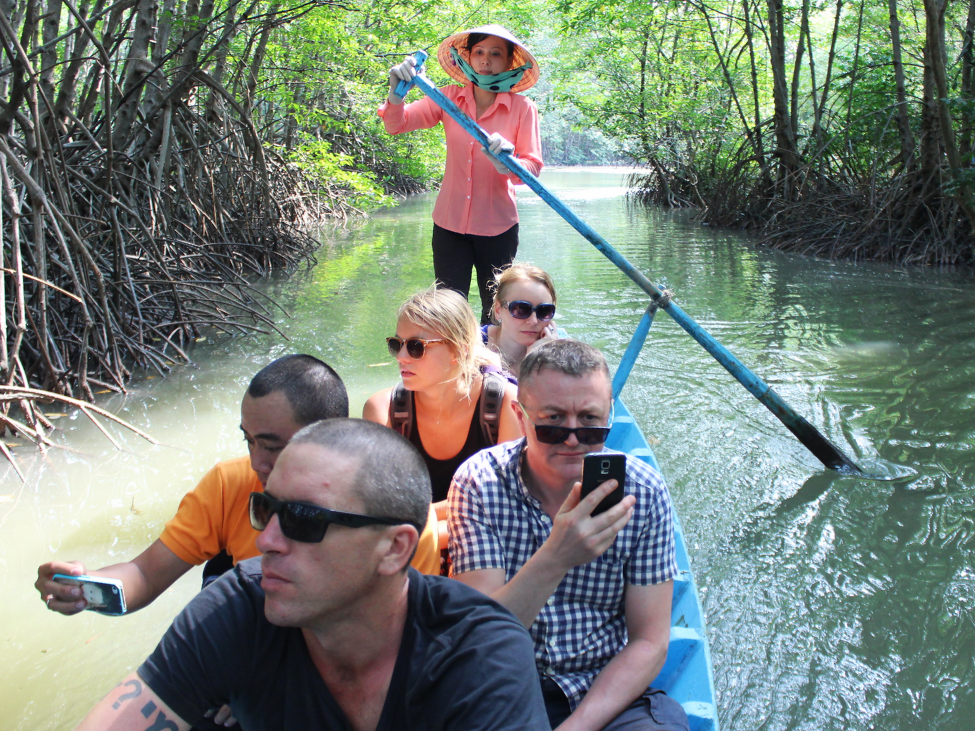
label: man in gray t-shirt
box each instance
[72,419,548,731]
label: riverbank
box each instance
[628,167,975,267]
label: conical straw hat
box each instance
[437,24,540,93]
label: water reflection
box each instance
[1,168,974,730]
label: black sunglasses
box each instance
[519,403,613,445]
[386,336,446,359]
[249,492,410,543]
[502,300,556,321]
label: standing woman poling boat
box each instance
[363,287,519,504]
[380,25,543,324]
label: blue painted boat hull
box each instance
[606,400,719,731]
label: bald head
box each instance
[288,418,431,531]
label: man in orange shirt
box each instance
[36,355,441,617]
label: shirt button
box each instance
[546,597,555,606]
[544,666,554,675]
[468,178,471,181]
[548,638,557,647]
[467,196,470,199]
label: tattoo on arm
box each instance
[112,679,143,709]
[143,708,179,731]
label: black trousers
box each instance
[431,223,519,324]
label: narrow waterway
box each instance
[2,168,973,730]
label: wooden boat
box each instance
[607,399,719,731]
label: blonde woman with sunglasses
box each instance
[363,287,520,503]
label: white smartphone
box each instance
[53,574,127,615]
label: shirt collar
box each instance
[459,82,513,116]
[513,439,542,507]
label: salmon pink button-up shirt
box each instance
[379,83,543,237]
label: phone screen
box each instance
[53,575,127,615]
[580,453,626,516]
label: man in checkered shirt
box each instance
[448,339,689,731]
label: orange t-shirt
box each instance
[158,455,441,575]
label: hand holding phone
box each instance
[580,453,626,516]
[53,574,127,615]
[37,560,87,614]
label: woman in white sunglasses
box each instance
[363,287,519,504]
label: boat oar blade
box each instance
[758,389,861,473]
[660,299,861,474]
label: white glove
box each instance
[482,132,515,175]
[388,56,417,103]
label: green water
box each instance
[1,168,973,729]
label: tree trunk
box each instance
[842,0,865,157]
[285,82,304,150]
[958,0,975,157]
[0,0,14,99]
[699,1,758,162]
[53,0,106,128]
[795,0,820,151]
[743,0,766,167]
[888,0,916,168]
[790,3,805,140]
[206,0,239,122]
[132,0,177,159]
[924,0,975,230]
[38,0,61,117]
[0,0,37,138]
[766,0,802,193]
[112,0,157,151]
[244,1,279,114]
[811,0,842,154]
[638,34,650,159]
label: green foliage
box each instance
[542,0,742,196]
[234,0,643,194]
[98,0,973,227]
[538,102,626,165]
[286,140,392,210]
[542,0,971,223]
[238,0,563,199]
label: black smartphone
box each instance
[580,453,626,516]
[53,574,127,615]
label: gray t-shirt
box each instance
[139,558,549,731]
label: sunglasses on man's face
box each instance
[518,403,613,446]
[502,300,556,321]
[249,491,409,543]
[386,336,446,359]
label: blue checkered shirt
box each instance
[448,439,678,709]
